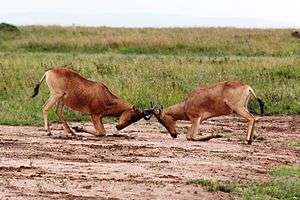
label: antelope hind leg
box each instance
[43,93,64,136]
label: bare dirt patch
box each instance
[0,115,299,199]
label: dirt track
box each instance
[0,115,299,200]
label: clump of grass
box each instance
[289,142,300,148]
[241,166,300,200]
[187,179,235,193]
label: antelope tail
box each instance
[248,86,264,116]
[32,73,46,98]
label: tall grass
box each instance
[1,26,299,56]
[0,52,299,125]
[0,26,299,125]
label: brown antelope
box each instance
[32,67,152,137]
[292,31,300,38]
[150,81,264,144]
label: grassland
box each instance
[1,26,300,56]
[188,166,300,200]
[0,26,299,125]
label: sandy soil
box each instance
[0,115,299,200]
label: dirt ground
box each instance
[0,115,299,200]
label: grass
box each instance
[187,179,235,193]
[289,142,300,148]
[188,166,300,200]
[0,26,299,125]
[242,166,300,200]
[0,52,299,125]
[1,26,299,56]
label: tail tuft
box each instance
[32,83,40,98]
[257,98,264,116]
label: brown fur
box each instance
[292,31,300,38]
[33,68,146,137]
[153,81,263,144]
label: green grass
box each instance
[0,26,299,125]
[188,166,300,200]
[1,26,299,56]
[289,142,300,148]
[187,179,235,193]
[0,52,299,125]
[242,166,300,200]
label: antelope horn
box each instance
[141,102,158,120]
[142,114,152,120]
[158,104,164,115]
[142,109,153,120]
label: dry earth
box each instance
[0,115,299,200]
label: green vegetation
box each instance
[0,23,20,32]
[187,179,235,193]
[0,26,299,56]
[242,166,300,200]
[0,26,299,125]
[289,142,300,148]
[188,166,300,200]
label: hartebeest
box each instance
[150,81,264,144]
[292,31,300,38]
[32,68,152,137]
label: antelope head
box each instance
[148,102,178,138]
[116,106,154,130]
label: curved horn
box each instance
[158,104,164,115]
[141,102,158,120]
[150,101,154,108]
[142,114,152,120]
[142,108,154,121]
[146,103,163,115]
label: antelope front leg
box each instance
[73,115,106,137]
[90,114,106,137]
[186,117,201,141]
[188,117,219,141]
[190,118,212,141]
[186,125,194,141]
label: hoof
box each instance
[95,134,106,137]
[72,126,84,132]
[188,134,216,142]
[68,130,76,136]
[170,133,178,139]
[116,125,124,131]
[74,135,84,140]
[70,133,77,137]
[246,140,253,145]
[212,134,223,138]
